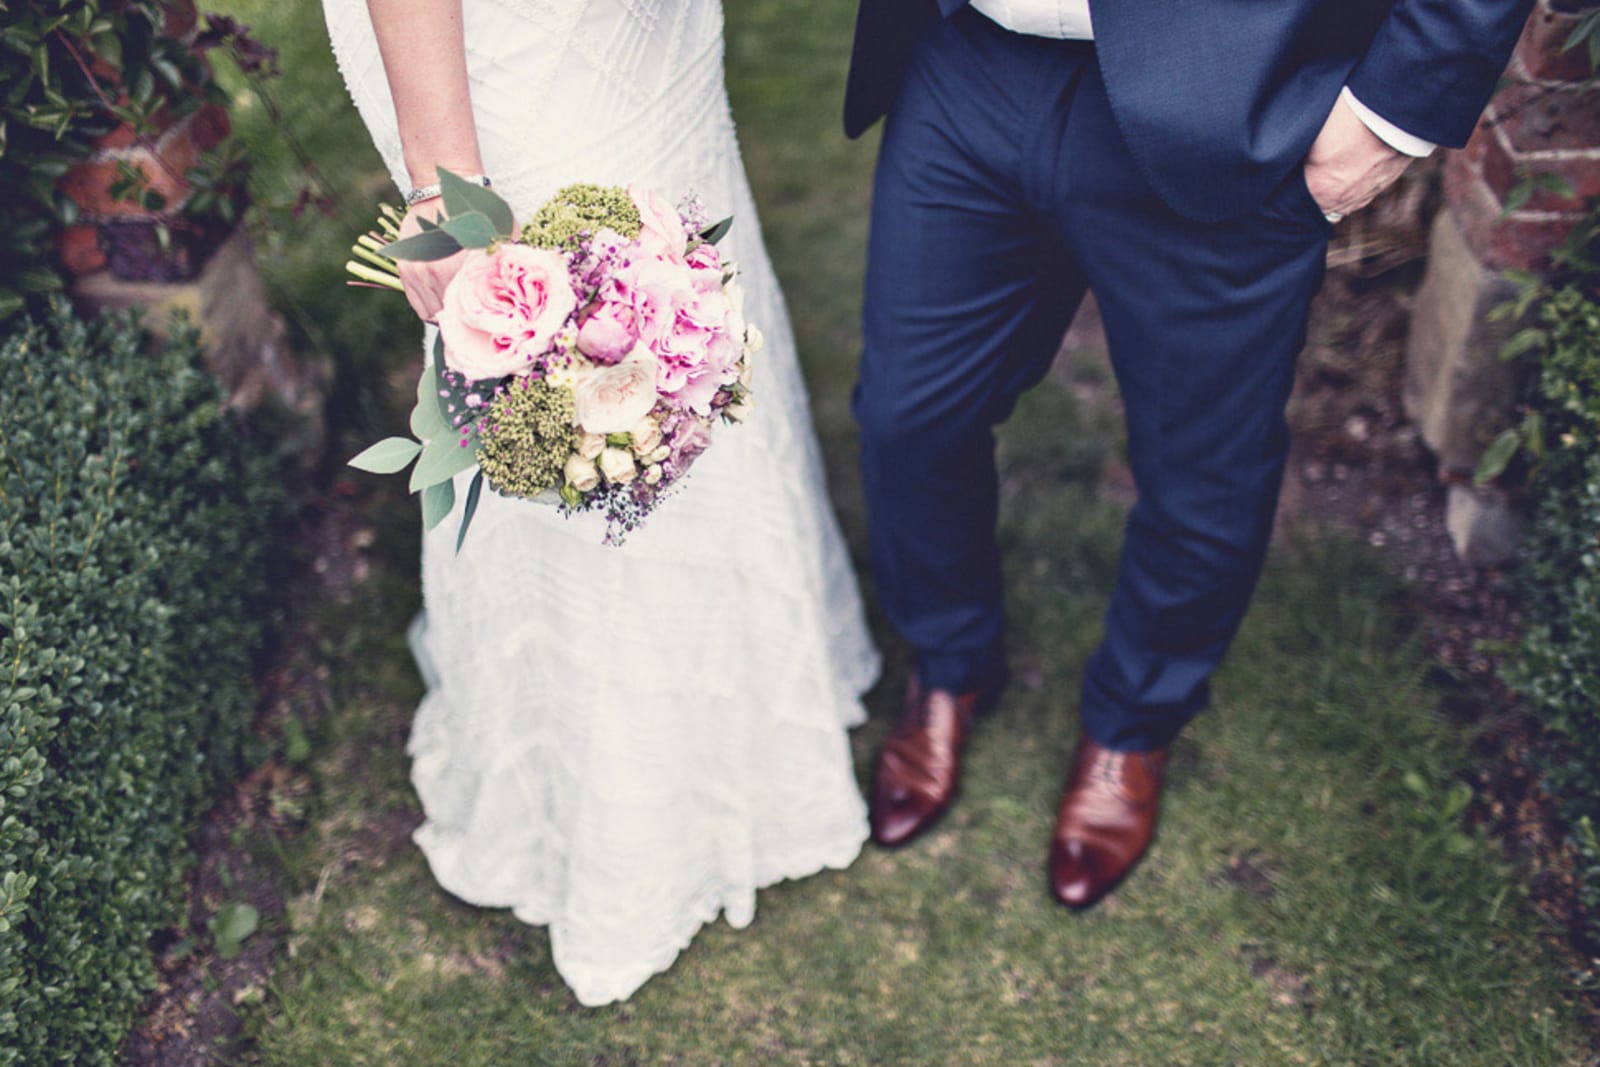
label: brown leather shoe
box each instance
[869,676,989,847]
[1049,736,1168,910]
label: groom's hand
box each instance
[1302,95,1413,219]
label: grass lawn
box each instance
[211,0,1593,1062]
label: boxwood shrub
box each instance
[0,299,284,1065]
[1503,275,1600,947]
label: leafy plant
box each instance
[1474,173,1600,944]
[208,902,262,961]
[0,299,285,1064]
[0,2,200,314]
[0,2,278,318]
[1564,2,1600,76]
[1472,205,1600,486]
[1503,274,1600,945]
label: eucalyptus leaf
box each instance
[422,479,457,531]
[408,435,480,493]
[383,228,463,262]
[439,210,499,249]
[439,168,515,237]
[410,363,449,440]
[348,437,421,474]
[456,469,485,554]
[700,215,734,246]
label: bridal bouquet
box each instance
[346,169,759,546]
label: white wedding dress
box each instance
[323,0,879,1007]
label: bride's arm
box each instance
[366,0,486,322]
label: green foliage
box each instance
[1565,4,1600,77]
[208,901,261,961]
[0,2,206,315]
[1501,274,1600,945]
[0,2,262,320]
[0,299,284,1065]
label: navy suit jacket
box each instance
[844,0,1534,221]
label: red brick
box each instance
[60,121,201,217]
[1483,81,1600,153]
[55,225,106,276]
[1475,125,1600,210]
[1443,155,1585,271]
[1460,116,1493,166]
[1514,1,1597,81]
[190,103,230,152]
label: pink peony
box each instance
[573,348,661,434]
[620,255,697,347]
[438,245,578,380]
[653,289,742,415]
[630,185,690,261]
[576,301,638,365]
[685,241,723,288]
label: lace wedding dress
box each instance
[323,0,879,1006]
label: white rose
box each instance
[738,357,754,388]
[724,398,754,423]
[643,464,664,485]
[630,416,663,456]
[598,447,638,484]
[564,454,601,493]
[723,276,745,317]
[743,325,764,357]
[576,432,607,459]
[648,444,671,464]
[574,346,659,434]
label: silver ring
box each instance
[1323,210,1345,224]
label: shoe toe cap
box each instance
[1050,837,1111,910]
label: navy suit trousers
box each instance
[854,9,1333,751]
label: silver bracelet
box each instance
[405,174,492,207]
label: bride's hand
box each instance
[396,198,469,323]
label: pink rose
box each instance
[438,245,578,380]
[573,348,661,434]
[630,185,689,261]
[576,301,638,365]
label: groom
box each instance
[845,0,1532,907]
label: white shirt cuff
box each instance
[1340,86,1437,158]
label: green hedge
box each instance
[1504,277,1600,947]
[0,300,284,1065]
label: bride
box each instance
[322,0,879,1006]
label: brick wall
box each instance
[55,103,231,278]
[1444,0,1600,271]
